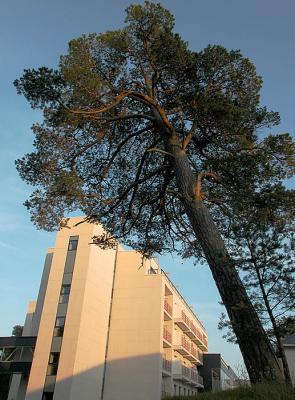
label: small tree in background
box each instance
[218,184,295,385]
[12,325,23,337]
[14,1,295,383]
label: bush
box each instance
[164,384,295,400]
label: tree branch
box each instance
[195,172,221,200]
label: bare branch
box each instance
[147,147,174,157]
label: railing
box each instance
[181,311,191,327]
[162,357,172,372]
[191,369,198,383]
[196,329,203,341]
[178,311,207,349]
[163,327,172,343]
[164,300,172,316]
[190,344,198,359]
[146,266,206,331]
[182,365,191,379]
[181,335,190,352]
[198,350,203,364]
[190,322,197,335]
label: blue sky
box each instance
[0,0,294,370]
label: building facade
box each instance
[1,217,208,400]
[282,334,295,386]
[199,353,239,392]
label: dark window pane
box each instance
[53,326,64,337]
[61,285,70,295]
[46,364,58,376]
[54,315,65,337]
[68,239,78,251]
[47,352,60,376]
[49,353,59,364]
[42,393,54,400]
[55,317,65,327]
[59,294,69,304]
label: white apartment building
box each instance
[1,217,208,400]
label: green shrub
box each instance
[164,384,295,400]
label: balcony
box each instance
[164,299,172,320]
[198,374,204,386]
[201,335,208,351]
[182,365,191,381]
[186,344,199,363]
[190,369,204,387]
[192,329,208,351]
[186,321,198,340]
[174,335,190,356]
[175,311,207,350]
[175,311,191,332]
[163,327,172,347]
[197,349,203,365]
[173,364,192,383]
[190,369,199,386]
[162,357,172,376]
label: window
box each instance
[53,317,65,337]
[46,352,60,376]
[59,284,71,304]
[42,393,54,400]
[68,238,78,251]
[61,285,70,295]
[148,267,158,274]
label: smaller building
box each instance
[199,353,239,392]
[282,334,295,386]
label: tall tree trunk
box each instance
[167,136,284,384]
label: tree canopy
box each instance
[14,1,294,384]
[15,3,293,255]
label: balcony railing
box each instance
[181,335,190,352]
[190,344,198,359]
[162,357,172,372]
[190,322,197,336]
[163,327,172,344]
[191,369,204,386]
[175,310,208,350]
[164,300,172,317]
[198,374,204,385]
[182,311,191,328]
[198,350,203,364]
[182,365,191,380]
[192,328,208,350]
[191,369,198,383]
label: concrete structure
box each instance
[199,353,239,392]
[282,334,295,386]
[0,217,208,400]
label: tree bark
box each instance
[167,135,284,384]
